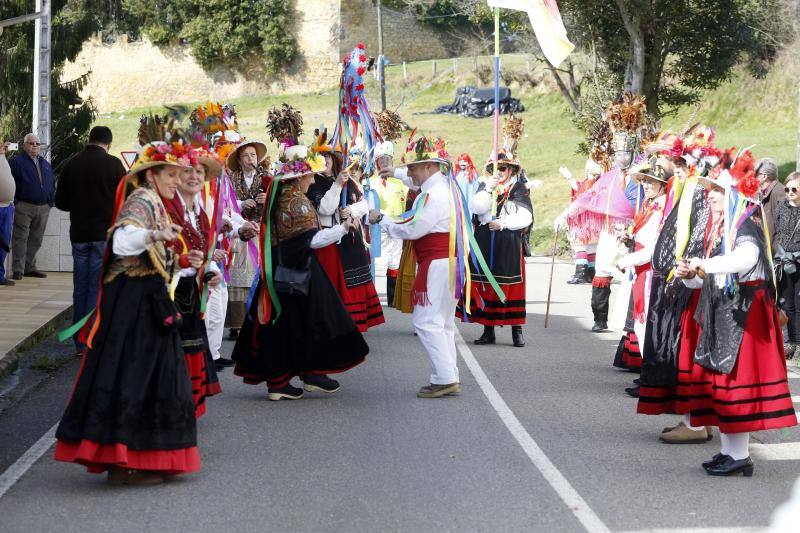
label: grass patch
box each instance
[94,51,798,254]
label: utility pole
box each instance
[0,3,50,161]
[376,0,386,111]
[32,0,52,162]
[797,81,800,171]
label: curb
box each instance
[0,306,73,381]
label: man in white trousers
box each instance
[371,136,460,398]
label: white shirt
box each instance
[317,179,369,228]
[469,177,533,231]
[380,171,451,240]
[682,238,764,289]
[617,195,666,270]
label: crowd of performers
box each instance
[49,90,539,485]
[561,92,798,477]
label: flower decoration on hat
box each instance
[401,130,450,166]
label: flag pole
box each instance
[490,7,500,267]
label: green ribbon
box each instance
[464,211,506,304]
[57,310,94,342]
[263,181,282,323]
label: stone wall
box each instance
[61,0,450,113]
[338,0,450,62]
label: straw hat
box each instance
[272,145,326,181]
[126,141,195,183]
[401,133,450,167]
[226,140,268,172]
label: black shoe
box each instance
[267,384,304,401]
[227,328,239,340]
[633,378,641,385]
[11,271,22,281]
[705,455,754,477]
[591,321,608,332]
[302,374,340,393]
[625,385,640,398]
[474,326,496,345]
[512,326,525,347]
[24,270,46,278]
[566,264,587,285]
[0,278,15,286]
[702,453,728,470]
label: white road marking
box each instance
[623,527,767,533]
[750,442,800,461]
[455,329,611,533]
[0,422,57,500]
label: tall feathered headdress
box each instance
[375,109,407,142]
[502,113,524,155]
[266,103,304,145]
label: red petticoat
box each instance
[613,331,641,370]
[637,290,701,415]
[185,350,221,419]
[54,439,201,474]
[315,244,385,332]
[457,278,526,326]
[689,286,798,433]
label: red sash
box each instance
[632,261,651,323]
[411,232,450,306]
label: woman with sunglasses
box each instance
[458,151,533,347]
[773,171,800,358]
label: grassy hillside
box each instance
[93,50,799,252]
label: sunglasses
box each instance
[786,187,798,194]
[497,165,509,172]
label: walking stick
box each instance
[544,229,558,328]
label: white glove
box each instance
[559,166,573,180]
[554,213,567,232]
[527,179,543,190]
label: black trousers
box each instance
[780,268,800,343]
[591,285,611,323]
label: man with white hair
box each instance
[8,133,54,279]
[371,135,461,398]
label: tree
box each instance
[0,0,107,169]
[121,0,297,77]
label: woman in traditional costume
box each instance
[164,149,225,418]
[681,150,797,476]
[458,150,532,347]
[54,141,201,486]
[307,140,384,332]
[232,145,368,400]
[225,139,269,339]
[611,157,669,378]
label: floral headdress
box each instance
[272,145,325,181]
[401,130,450,166]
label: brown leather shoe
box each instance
[662,421,684,433]
[107,467,164,486]
[417,382,461,398]
[660,424,709,444]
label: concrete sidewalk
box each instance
[0,273,73,378]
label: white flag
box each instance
[488,0,575,67]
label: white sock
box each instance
[720,432,750,460]
[682,414,704,431]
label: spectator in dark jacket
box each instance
[55,126,126,352]
[758,157,785,251]
[9,133,55,279]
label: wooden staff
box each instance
[544,229,559,328]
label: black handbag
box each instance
[273,243,311,296]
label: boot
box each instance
[566,264,587,284]
[386,275,397,306]
[512,326,525,347]
[474,326,496,345]
[591,284,611,332]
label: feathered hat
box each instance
[272,144,326,181]
[699,148,759,201]
[607,92,648,154]
[401,130,450,167]
[629,155,672,184]
[129,112,196,182]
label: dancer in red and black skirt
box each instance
[613,157,669,394]
[458,149,532,347]
[164,150,225,418]
[306,142,385,332]
[232,144,368,400]
[54,141,200,486]
[683,151,797,476]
